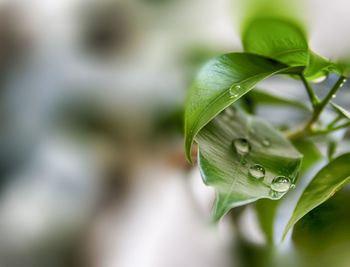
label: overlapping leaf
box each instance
[303,52,336,81]
[196,107,302,221]
[184,52,302,161]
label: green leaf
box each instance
[283,153,350,239]
[303,52,335,81]
[184,52,303,162]
[247,89,310,111]
[242,17,308,66]
[331,60,350,77]
[196,107,302,222]
[331,102,350,120]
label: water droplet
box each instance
[262,138,271,147]
[229,85,241,97]
[312,75,326,83]
[249,164,265,179]
[332,94,336,99]
[340,79,347,87]
[233,138,251,155]
[270,176,291,193]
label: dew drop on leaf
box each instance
[312,76,326,83]
[340,79,347,88]
[249,164,265,179]
[232,138,251,156]
[270,176,291,193]
[229,85,241,97]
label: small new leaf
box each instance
[331,102,350,120]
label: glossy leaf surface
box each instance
[242,17,308,66]
[184,52,302,161]
[196,107,302,221]
[284,153,350,239]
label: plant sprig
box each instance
[184,15,350,242]
[287,75,348,140]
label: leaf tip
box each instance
[211,194,230,223]
[282,217,297,242]
[281,226,291,242]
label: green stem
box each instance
[321,121,350,134]
[316,75,347,115]
[287,75,347,140]
[327,115,343,129]
[288,120,350,139]
[300,75,319,108]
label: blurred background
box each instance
[0,0,350,266]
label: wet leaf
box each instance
[184,52,302,162]
[196,107,302,221]
[256,139,322,243]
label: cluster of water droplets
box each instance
[232,137,293,195]
[340,78,347,88]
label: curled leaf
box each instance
[184,52,303,162]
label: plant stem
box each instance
[287,75,348,140]
[327,115,343,129]
[316,75,347,115]
[300,75,319,108]
[319,121,350,134]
